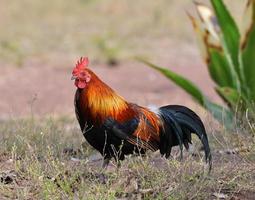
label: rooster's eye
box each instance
[80,72,86,77]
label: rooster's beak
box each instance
[71,75,77,80]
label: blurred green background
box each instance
[0,0,242,66]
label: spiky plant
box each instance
[139,0,255,129]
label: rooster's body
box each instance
[72,57,212,169]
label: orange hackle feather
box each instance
[78,66,161,145]
[79,69,136,125]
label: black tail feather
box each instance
[159,105,212,170]
[182,127,192,150]
[159,110,184,158]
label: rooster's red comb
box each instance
[76,57,89,69]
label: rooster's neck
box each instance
[81,70,131,123]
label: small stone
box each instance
[213,192,228,199]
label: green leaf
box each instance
[137,58,234,126]
[215,86,255,119]
[188,9,234,88]
[241,0,255,100]
[210,0,241,78]
[204,100,234,128]
[137,58,204,105]
[216,87,240,108]
[208,48,233,87]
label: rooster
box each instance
[72,57,212,169]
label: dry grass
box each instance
[0,116,254,199]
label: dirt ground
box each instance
[0,43,221,119]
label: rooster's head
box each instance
[72,57,91,89]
